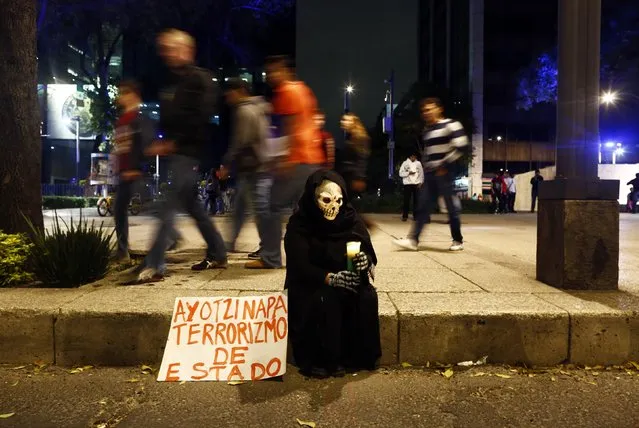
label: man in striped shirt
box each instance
[394,97,467,252]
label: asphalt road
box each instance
[1,364,638,427]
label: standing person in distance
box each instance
[315,110,335,169]
[122,29,227,284]
[112,79,155,263]
[398,152,424,222]
[393,97,467,252]
[248,55,326,269]
[504,171,517,213]
[530,169,544,212]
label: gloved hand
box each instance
[327,271,360,293]
[353,252,369,273]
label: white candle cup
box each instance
[346,241,361,272]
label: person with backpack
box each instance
[122,29,227,284]
[219,78,273,253]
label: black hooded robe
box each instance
[284,170,381,374]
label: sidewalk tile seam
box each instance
[513,292,576,363]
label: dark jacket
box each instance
[159,65,219,158]
[338,133,370,181]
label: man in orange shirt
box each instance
[246,55,326,269]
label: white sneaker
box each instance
[393,238,418,251]
[449,241,464,252]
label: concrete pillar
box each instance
[537,0,619,290]
[469,0,484,198]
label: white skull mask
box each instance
[315,180,343,221]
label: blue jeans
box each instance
[261,164,322,268]
[145,155,226,270]
[410,171,463,243]
[229,172,273,250]
[114,179,133,256]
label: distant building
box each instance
[296,0,484,194]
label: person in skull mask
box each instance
[284,169,381,378]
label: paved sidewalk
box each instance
[2,214,638,367]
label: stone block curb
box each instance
[1,287,639,367]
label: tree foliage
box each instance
[516,3,639,110]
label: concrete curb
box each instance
[1,288,638,367]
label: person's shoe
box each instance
[393,238,418,251]
[120,266,163,285]
[166,238,184,253]
[191,258,228,271]
[449,241,464,252]
[245,259,278,269]
[111,251,131,264]
[401,217,408,222]
[248,249,262,260]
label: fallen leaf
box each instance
[141,365,154,374]
[586,381,597,386]
[10,381,19,386]
[179,380,187,385]
[0,413,15,419]
[550,376,557,382]
[495,374,512,379]
[401,362,412,368]
[82,365,94,370]
[592,365,604,370]
[34,360,47,369]
[629,361,639,370]
[584,366,593,370]
[528,374,536,378]
[426,361,430,368]
[296,418,316,428]
[68,368,83,374]
[559,370,571,376]
[352,373,358,377]
[125,378,140,383]
[470,372,486,377]
[441,368,454,379]
[591,372,600,376]
[10,366,26,370]
[227,381,244,386]
[99,399,108,405]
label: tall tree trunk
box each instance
[0,0,43,233]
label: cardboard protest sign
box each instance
[158,293,288,382]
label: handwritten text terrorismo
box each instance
[157,294,288,382]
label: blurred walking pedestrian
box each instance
[122,29,226,284]
[219,78,273,253]
[393,97,467,252]
[112,79,155,263]
[247,55,326,269]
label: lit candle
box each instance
[346,241,361,272]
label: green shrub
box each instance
[357,193,493,214]
[86,197,100,207]
[42,196,87,209]
[0,232,34,287]
[25,212,114,288]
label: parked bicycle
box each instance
[97,193,142,217]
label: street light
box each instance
[68,116,80,183]
[343,84,354,112]
[601,91,618,105]
[496,135,503,142]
